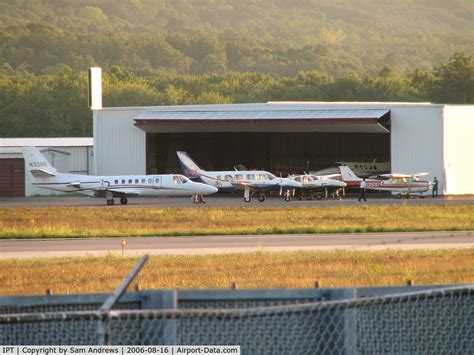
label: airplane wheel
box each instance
[107,199,114,206]
[285,195,291,202]
[244,197,251,203]
[120,197,128,205]
[306,195,313,201]
[258,195,266,202]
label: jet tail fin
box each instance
[339,165,362,182]
[22,147,57,180]
[176,151,203,180]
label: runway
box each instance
[1,231,472,259]
[0,194,473,208]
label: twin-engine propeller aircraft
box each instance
[22,147,218,205]
[289,173,347,200]
[339,166,432,198]
[176,151,301,202]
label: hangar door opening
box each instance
[146,132,389,175]
[136,107,391,176]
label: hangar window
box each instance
[121,179,125,184]
[246,174,255,180]
[234,174,243,181]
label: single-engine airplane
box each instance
[339,165,432,198]
[289,173,347,200]
[22,147,218,205]
[176,151,301,202]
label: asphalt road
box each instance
[0,194,473,208]
[1,231,472,259]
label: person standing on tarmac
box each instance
[432,177,439,197]
[358,178,367,202]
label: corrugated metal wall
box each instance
[390,106,443,194]
[93,108,147,175]
[443,105,474,195]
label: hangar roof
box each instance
[134,108,390,133]
[0,138,93,147]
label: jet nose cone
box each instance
[202,184,218,195]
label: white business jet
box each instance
[22,147,218,205]
[176,151,301,202]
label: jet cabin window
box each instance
[246,174,255,180]
[256,174,267,181]
[234,174,243,181]
[114,180,118,185]
[128,179,132,184]
[141,178,145,184]
[135,179,139,184]
[225,175,233,181]
[121,179,125,184]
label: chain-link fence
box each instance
[1,286,472,353]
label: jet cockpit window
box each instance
[179,176,188,183]
[246,174,255,180]
[294,176,302,182]
[303,176,310,183]
[266,173,276,180]
[234,174,243,181]
[173,176,181,184]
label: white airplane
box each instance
[312,159,390,178]
[22,147,218,205]
[289,173,347,200]
[339,165,432,198]
[176,151,301,202]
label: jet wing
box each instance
[380,172,429,179]
[231,181,273,192]
[91,188,141,197]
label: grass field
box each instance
[1,249,472,296]
[0,205,473,238]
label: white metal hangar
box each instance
[0,138,93,197]
[92,102,474,195]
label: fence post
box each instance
[97,255,149,345]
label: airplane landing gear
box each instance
[107,199,114,206]
[306,195,313,201]
[258,194,266,202]
[244,197,252,203]
[120,197,128,205]
[284,190,291,202]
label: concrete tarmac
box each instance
[0,194,473,208]
[1,231,472,259]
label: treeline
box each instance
[0,53,472,138]
[1,0,473,76]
